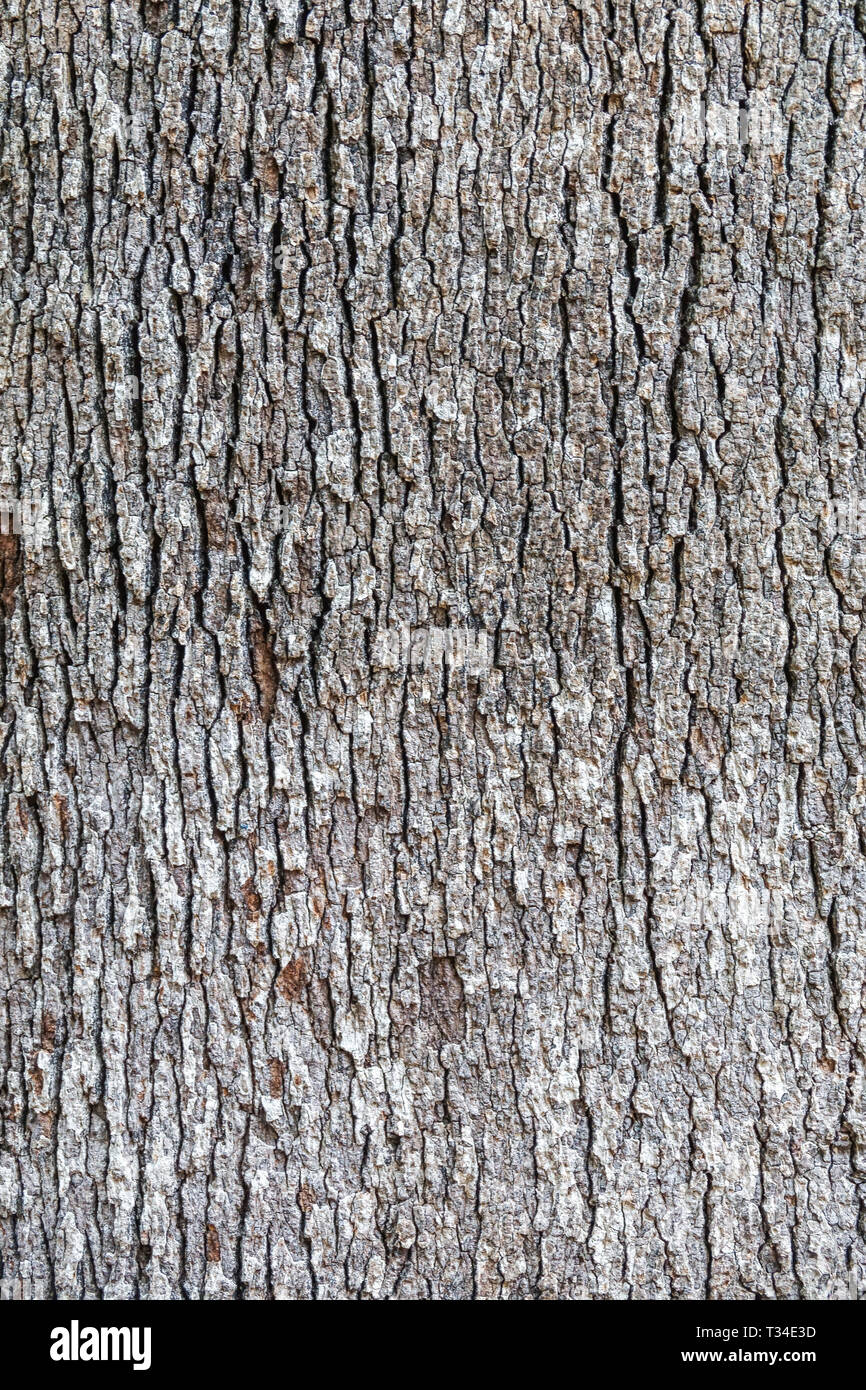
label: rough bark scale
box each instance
[1,0,865,1301]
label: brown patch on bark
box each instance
[262,155,280,193]
[268,1058,285,1097]
[53,796,69,839]
[41,1013,56,1050]
[250,613,278,723]
[206,1224,221,1262]
[241,877,261,919]
[276,957,306,1002]
[297,1184,315,1214]
[0,530,21,617]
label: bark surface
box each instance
[1,0,866,1300]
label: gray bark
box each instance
[1,0,866,1300]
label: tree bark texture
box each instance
[2,0,866,1301]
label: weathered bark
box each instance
[1,0,865,1301]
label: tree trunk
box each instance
[1,0,865,1301]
